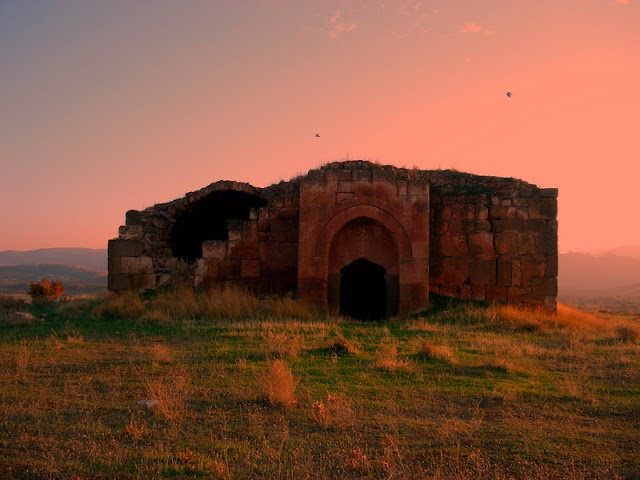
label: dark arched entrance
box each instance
[170,190,267,262]
[340,259,387,320]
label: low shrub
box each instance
[28,278,65,302]
[258,359,297,406]
[375,341,409,371]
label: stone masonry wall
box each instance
[109,161,558,313]
[429,189,558,310]
[197,191,299,293]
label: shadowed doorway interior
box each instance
[340,259,387,320]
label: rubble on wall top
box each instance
[136,160,553,217]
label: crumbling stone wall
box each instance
[109,161,558,313]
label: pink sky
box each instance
[1,0,638,253]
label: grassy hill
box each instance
[0,288,638,479]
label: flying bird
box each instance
[506,91,512,98]
[315,133,320,138]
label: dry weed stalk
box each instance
[311,393,354,429]
[150,343,172,364]
[15,339,31,372]
[345,445,371,473]
[419,341,458,364]
[123,415,148,440]
[375,342,409,371]
[261,332,304,359]
[259,359,297,406]
[145,373,190,421]
[329,332,360,355]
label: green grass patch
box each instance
[0,290,639,478]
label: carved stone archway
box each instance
[328,217,400,318]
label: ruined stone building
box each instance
[108,161,558,319]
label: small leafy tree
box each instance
[28,278,65,302]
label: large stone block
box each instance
[464,219,492,232]
[535,234,558,255]
[524,219,547,233]
[125,210,141,226]
[497,260,512,286]
[471,285,486,300]
[493,218,523,232]
[241,260,260,277]
[540,188,559,198]
[469,258,496,285]
[486,285,508,302]
[202,240,227,260]
[546,255,558,277]
[468,233,494,257]
[132,274,156,291]
[430,257,469,285]
[521,262,546,286]
[108,239,142,257]
[532,276,557,296]
[121,256,153,275]
[195,258,208,277]
[495,232,517,255]
[517,234,536,255]
[529,198,557,220]
[439,235,468,257]
[108,273,132,291]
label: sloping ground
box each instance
[0,264,106,295]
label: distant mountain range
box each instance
[592,245,640,260]
[0,247,638,307]
[0,248,107,295]
[0,248,107,270]
[0,264,107,295]
[559,251,640,292]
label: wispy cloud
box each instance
[328,9,358,39]
[461,22,482,33]
[460,22,494,35]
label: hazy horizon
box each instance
[1,1,638,252]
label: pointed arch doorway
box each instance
[328,217,400,319]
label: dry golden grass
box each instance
[123,415,148,440]
[149,343,172,364]
[2,293,638,479]
[92,292,145,319]
[329,331,360,355]
[496,303,609,332]
[261,331,304,359]
[14,340,31,373]
[375,341,409,371]
[418,340,458,365]
[92,285,322,323]
[311,393,354,429]
[5,311,37,326]
[615,324,640,342]
[144,373,190,421]
[258,359,297,406]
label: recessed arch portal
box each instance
[328,217,400,318]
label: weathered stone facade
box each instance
[109,161,558,317]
